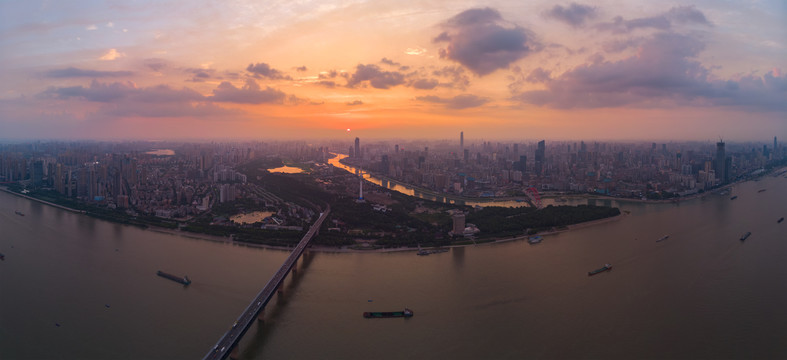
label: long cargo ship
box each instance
[363,308,414,318]
[588,264,612,276]
[740,232,751,241]
[156,270,191,285]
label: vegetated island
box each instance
[3,156,621,251]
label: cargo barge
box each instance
[588,264,612,276]
[778,217,784,223]
[14,210,24,216]
[740,232,751,241]
[156,270,191,285]
[363,308,414,318]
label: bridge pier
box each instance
[229,345,239,360]
[258,308,265,322]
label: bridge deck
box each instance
[203,206,330,360]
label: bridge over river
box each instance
[203,206,330,360]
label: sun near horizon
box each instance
[1,1,785,142]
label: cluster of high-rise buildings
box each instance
[1,135,783,219]
[343,134,783,199]
[0,141,328,219]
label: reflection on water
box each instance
[329,153,633,209]
[231,211,275,224]
[330,153,546,208]
[145,149,175,156]
[267,166,304,174]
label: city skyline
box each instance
[1,1,785,141]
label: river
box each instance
[328,153,594,208]
[1,173,786,359]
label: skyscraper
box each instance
[354,137,360,159]
[518,155,527,172]
[460,131,464,150]
[715,141,727,184]
[535,140,545,175]
[31,160,44,186]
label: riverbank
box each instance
[0,187,86,214]
[2,184,628,254]
[467,211,626,247]
[145,211,627,254]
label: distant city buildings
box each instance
[0,141,326,221]
[339,137,785,200]
[1,136,785,220]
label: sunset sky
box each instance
[0,1,785,142]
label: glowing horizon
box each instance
[1,1,785,142]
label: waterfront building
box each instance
[452,213,465,236]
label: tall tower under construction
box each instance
[715,140,727,184]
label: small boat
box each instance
[656,235,670,242]
[730,196,737,200]
[417,249,429,256]
[363,308,414,318]
[588,264,612,276]
[14,210,24,216]
[527,236,542,244]
[778,217,784,223]
[740,232,751,241]
[0,253,4,261]
[758,189,766,193]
